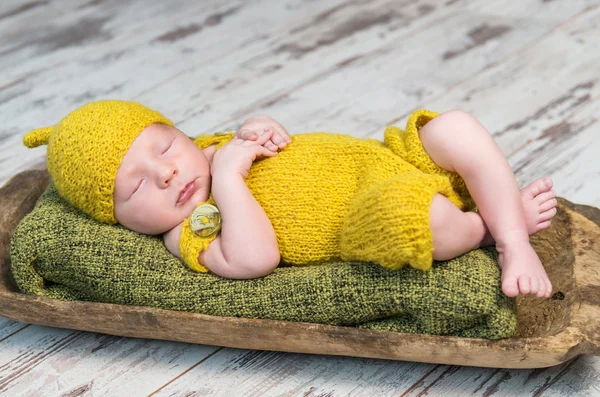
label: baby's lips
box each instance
[177,180,196,205]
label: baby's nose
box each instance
[159,164,178,187]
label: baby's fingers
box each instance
[254,144,278,158]
[264,140,279,152]
[273,125,292,148]
[254,128,275,146]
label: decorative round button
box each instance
[189,204,222,237]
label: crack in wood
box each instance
[0,15,113,58]
[472,367,502,393]
[289,1,363,35]
[443,24,513,60]
[276,10,400,59]
[0,324,30,343]
[532,357,580,396]
[482,371,512,397]
[513,117,597,175]
[62,381,93,397]
[0,1,47,21]
[90,334,123,353]
[155,24,203,43]
[415,366,461,396]
[146,347,223,397]
[154,6,241,43]
[0,331,85,393]
[495,81,595,138]
[418,4,436,16]
[0,88,31,107]
[524,367,549,385]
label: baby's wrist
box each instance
[211,170,244,186]
[211,173,248,207]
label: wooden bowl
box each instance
[1,170,598,368]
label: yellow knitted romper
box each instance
[180,110,476,273]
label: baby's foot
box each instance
[480,177,557,246]
[497,239,552,298]
[520,177,557,234]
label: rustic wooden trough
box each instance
[1,170,598,369]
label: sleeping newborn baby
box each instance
[24,100,557,298]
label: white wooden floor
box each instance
[1,0,599,395]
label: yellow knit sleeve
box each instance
[179,199,220,273]
[192,131,235,150]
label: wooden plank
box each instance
[0,0,591,185]
[538,355,600,396]
[0,0,358,185]
[0,0,597,396]
[513,102,600,208]
[0,324,218,396]
[403,4,600,206]
[398,358,586,396]
[0,318,27,341]
[150,348,436,397]
[154,0,591,134]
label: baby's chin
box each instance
[117,213,185,235]
[116,188,209,235]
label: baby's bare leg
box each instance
[420,110,552,298]
[429,194,487,260]
[430,178,557,253]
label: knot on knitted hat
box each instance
[23,100,173,224]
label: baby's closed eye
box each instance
[132,178,145,196]
[161,137,175,156]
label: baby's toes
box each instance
[539,195,557,211]
[529,277,540,296]
[522,178,549,200]
[536,220,552,233]
[539,207,557,222]
[535,190,556,206]
[518,276,532,295]
[535,278,548,298]
[502,276,519,297]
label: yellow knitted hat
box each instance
[23,100,173,224]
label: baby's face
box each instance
[114,123,211,234]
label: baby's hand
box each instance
[236,114,291,152]
[212,129,278,179]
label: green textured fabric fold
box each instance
[10,184,517,339]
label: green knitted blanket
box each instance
[10,184,517,339]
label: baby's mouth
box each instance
[177,180,197,205]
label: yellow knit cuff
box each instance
[403,109,442,175]
[179,201,219,273]
[407,109,439,131]
[192,131,235,150]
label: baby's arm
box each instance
[176,131,279,279]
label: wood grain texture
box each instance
[151,348,438,397]
[0,0,599,395]
[0,318,27,342]
[0,325,218,397]
[415,4,600,207]
[0,0,591,185]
